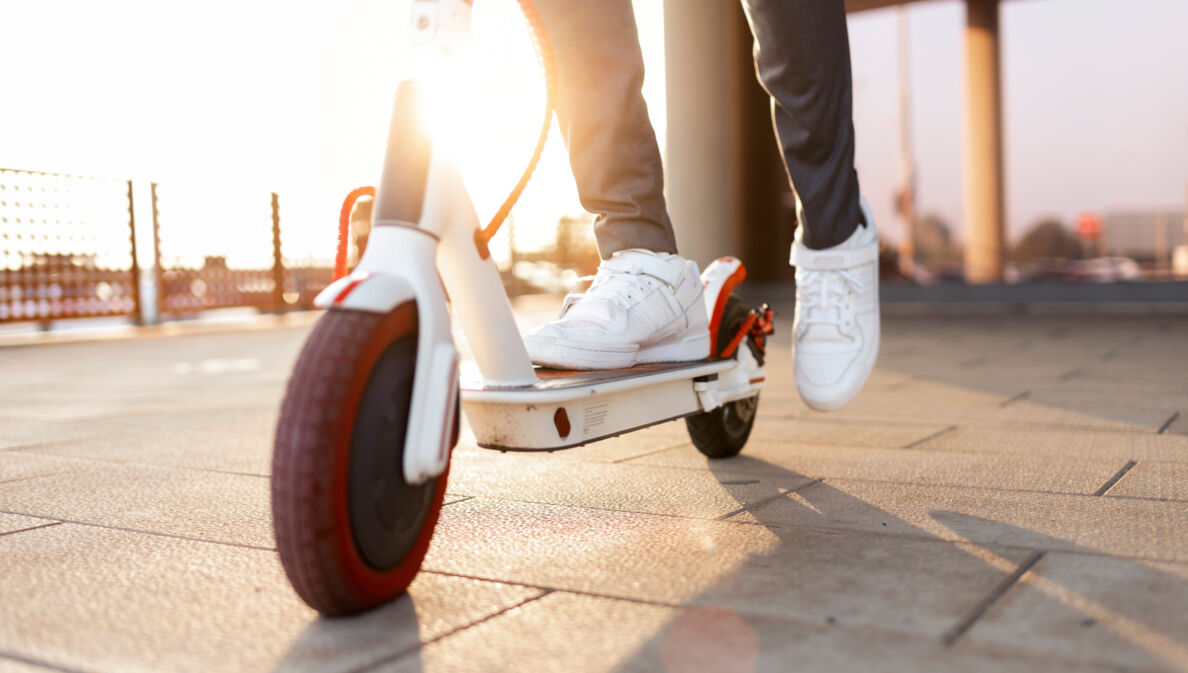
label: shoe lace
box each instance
[796,267,864,338]
[572,266,657,312]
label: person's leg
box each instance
[739,0,864,249]
[740,0,879,411]
[521,1,705,370]
[532,0,677,258]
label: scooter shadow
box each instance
[603,454,1188,672]
[271,595,426,673]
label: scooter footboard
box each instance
[461,359,745,451]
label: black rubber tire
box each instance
[271,303,453,616]
[685,395,759,459]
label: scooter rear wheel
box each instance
[685,394,759,459]
[271,303,454,616]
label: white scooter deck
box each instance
[460,355,761,451]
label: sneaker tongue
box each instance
[565,296,615,326]
[802,323,848,342]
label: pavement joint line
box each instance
[420,569,687,610]
[0,520,63,538]
[2,446,271,480]
[441,494,475,507]
[0,471,76,486]
[416,569,1156,672]
[716,478,822,521]
[1158,411,1181,434]
[445,494,1188,566]
[791,415,1173,435]
[611,439,693,463]
[350,590,556,673]
[446,493,758,524]
[0,650,93,673]
[1094,460,1138,497]
[464,454,1155,500]
[996,391,1031,408]
[1058,367,1084,382]
[0,509,277,551]
[900,425,958,449]
[0,438,96,454]
[942,551,1045,648]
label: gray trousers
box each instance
[533,0,862,256]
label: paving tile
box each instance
[0,459,273,548]
[743,416,952,448]
[22,406,278,475]
[727,478,1188,563]
[626,442,1122,495]
[0,524,539,673]
[0,657,61,673]
[1024,389,1188,413]
[0,415,101,451]
[915,426,1188,462]
[424,498,1033,638]
[376,592,1112,673]
[0,512,54,535]
[0,452,84,483]
[966,552,1188,672]
[1108,462,1188,502]
[444,451,812,518]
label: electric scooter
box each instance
[270,0,774,616]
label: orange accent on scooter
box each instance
[336,187,376,281]
[719,312,758,359]
[474,0,557,257]
[553,407,571,438]
[332,273,372,305]
[708,263,747,356]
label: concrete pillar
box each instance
[663,2,746,270]
[963,0,1006,283]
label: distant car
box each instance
[1068,257,1142,283]
[1007,258,1075,284]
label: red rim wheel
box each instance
[271,303,452,615]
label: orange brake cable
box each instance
[335,186,375,281]
[474,0,558,259]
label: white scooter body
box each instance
[313,0,767,481]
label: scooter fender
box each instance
[314,229,457,485]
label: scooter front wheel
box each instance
[271,303,453,616]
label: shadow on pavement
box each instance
[602,455,1188,672]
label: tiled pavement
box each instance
[0,308,1186,672]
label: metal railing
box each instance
[0,167,334,326]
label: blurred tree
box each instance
[1012,218,1082,262]
[912,213,962,264]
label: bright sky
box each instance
[850,0,1188,243]
[0,0,1184,264]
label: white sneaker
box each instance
[524,249,710,370]
[789,198,880,411]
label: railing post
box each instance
[126,180,143,325]
[271,192,285,312]
[151,182,163,323]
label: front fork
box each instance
[317,92,535,484]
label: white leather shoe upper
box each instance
[525,249,709,370]
[790,199,881,410]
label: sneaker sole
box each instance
[637,330,711,364]
[525,329,711,371]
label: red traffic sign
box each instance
[1077,212,1102,240]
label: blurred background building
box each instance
[2,0,1186,329]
